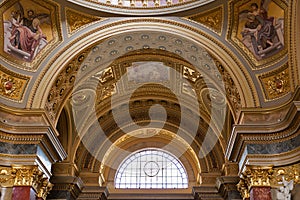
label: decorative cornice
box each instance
[226,88,300,163]
[0,107,67,162]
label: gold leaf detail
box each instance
[66,8,105,35]
[259,64,290,100]
[0,66,29,101]
[187,6,223,34]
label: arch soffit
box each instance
[31,19,256,115]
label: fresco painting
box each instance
[3,0,53,62]
[127,62,170,84]
[237,0,284,60]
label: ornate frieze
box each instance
[258,64,291,100]
[186,6,223,34]
[0,66,29,101]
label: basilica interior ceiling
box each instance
[0,0,299,199]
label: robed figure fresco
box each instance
[3,1,50,61]
[239,0,284,60]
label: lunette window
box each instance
[115,148,188,189]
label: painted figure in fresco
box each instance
[239,0,284,60]
[9,9,47,59]
[3,2,50,61]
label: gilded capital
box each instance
[238,164,300,199]
[237,166,273,199]
[0,165,52,200]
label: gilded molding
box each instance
[287,0,299,89]
[65,7,106,36]
[0,65,30,102]
[186,6,223,35]
[70,0,200,11]
[258,63,291,100]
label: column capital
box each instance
[0,165,52,200]
[237,166,273,199]
[237,164,300,199]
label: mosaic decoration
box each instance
[228,0,287,67]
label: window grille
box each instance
[115,148,188,189]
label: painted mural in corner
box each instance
[2,0,53,62]
[236,0,284,60]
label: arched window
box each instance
[115,148,188,189]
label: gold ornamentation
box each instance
[0,66,29,101]
[45,50,89,122]
[36,178,53,200]
[11,165,41,186]
[186,6,223,34]
[273,163,300,185]
[238,164,300,199]
[214,58,241,116]
[237,166,273,199]
[65,8,106,35]
[0,165,52,199]
[0,166,13,187]
[183,66,201,82]
[258,64,290,100]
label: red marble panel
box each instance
[12,186,30,200]
[250,186,272,200]
[12,186,36,200]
